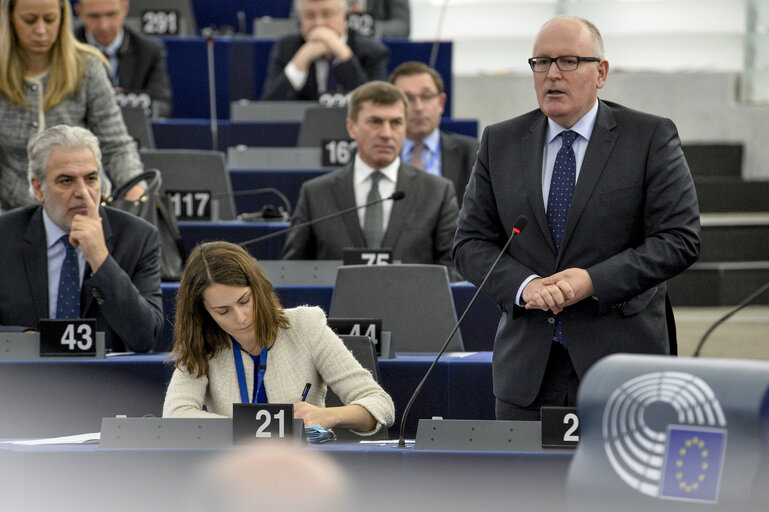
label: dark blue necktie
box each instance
[56,236,81,319]
[325,58,338,92]
[546,130,578,345]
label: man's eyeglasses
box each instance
[528,56,601,73]
[404,92,441,104]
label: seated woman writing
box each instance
[163,241,394,435]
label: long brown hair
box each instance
[171,242,289,377]
[0,0,108,110]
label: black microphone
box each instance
[209,187,294,221]
[396,215,528,448]
[237,191,406,248]
[692,279,769,357]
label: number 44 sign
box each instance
[39,319,97,357]
[232,404,294,445]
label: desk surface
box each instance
[0,439,571,512]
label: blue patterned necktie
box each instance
[56,236,81,319]
[546,130,578,345]
[363,171,384,248]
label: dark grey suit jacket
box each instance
[366,0,410,38]
[0,205,163,353]
[281,162,459,276]
[261,29,390,100]
[453,100,701,406]
[439,130,479,207]
[75,25,173,117]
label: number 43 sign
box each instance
[40,319,96,357]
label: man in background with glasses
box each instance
[389,61,479,206]
[454,16,700,420]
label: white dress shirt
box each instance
[353,153,399,232]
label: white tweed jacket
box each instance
[163,306,395,434]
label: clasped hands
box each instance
[522,268,595,315]
[294,26,353,71]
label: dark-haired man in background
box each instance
[75,0,173,117]
[389,61,478,206]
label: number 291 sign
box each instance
[39,319,97,357]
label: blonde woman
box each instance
[163,241,395,436]
[0,0,144,212]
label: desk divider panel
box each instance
[100,417,305,448]
[0,332,106,360]
[415,419,553,452]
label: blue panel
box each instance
[228,168,327,215]
[192,0,293,33]
[153,119,300,149]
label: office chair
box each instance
[121,105,156,149]
[329,264,464,352]
[297,107,349,147]
[139,149,237,220]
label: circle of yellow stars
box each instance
[675,436,710,493]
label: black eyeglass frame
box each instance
[527,56,601,72]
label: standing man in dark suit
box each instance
[454,16,700,420]
[282,81,459,277]
[0,125,163,353]
[261,0,390,101]
[75,0,173,117]
[389,61,479,206]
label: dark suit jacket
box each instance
[75,25,173,117]
[439,130,478,207]
[453,100,701,406]
[261,29,390,100]
[0,205,163,353]
[281,162,459,276]
[366,0,410,38]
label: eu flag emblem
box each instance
[659,426,727,502]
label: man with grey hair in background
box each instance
[261,0,390,100]
[0,125,162,353]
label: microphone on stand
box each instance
[692,279,769,357]
[237,191,406,248]
[396,215,529,448]
[202,28,218,151]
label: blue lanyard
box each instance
[231,338,268,404]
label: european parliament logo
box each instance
[659,426,727,502]
[602,371,728,502]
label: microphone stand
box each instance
[396,216,528,448]
[237,192,405,248]
[692,279,769,357]
[204,29,218,151]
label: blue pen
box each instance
[301,382,311,401]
